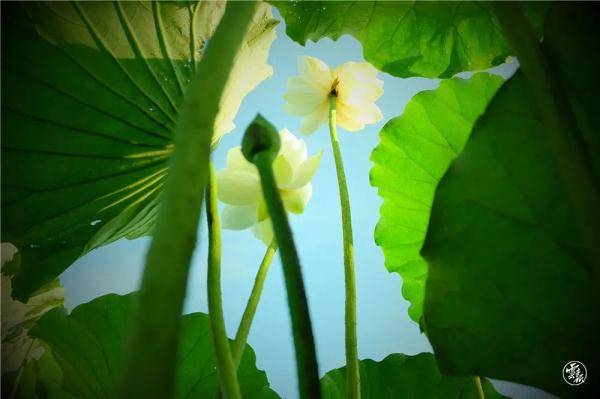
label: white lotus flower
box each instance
[217,129,322,244]
[284,56,384,134]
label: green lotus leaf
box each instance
[28,293,279,399]
[272,1,546,78]
[1,1,277,301]
[321,353,508,398]
[422,5,599,397]
[370,73,504,321]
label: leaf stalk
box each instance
[116,2,259,398]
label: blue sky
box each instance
[60,11,552,399]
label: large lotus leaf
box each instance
[1,1,277,301]
[422,5,599,395]
[28,293,279,399]
[321,353,508,398]
[540,4,600,173]
[370,73,504,321]
[272,1,546,78]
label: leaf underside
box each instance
[370,73,504,322]
[272,1,546,78]
[28,293,279,399]
[321,352,508,399]
[1,1,276,301]
[422,4,600,397]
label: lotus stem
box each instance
[328,95,360,399]
[207,162,241,399]
[475,376,485,399]
[254,152,321,399]
[243,114,321,398]
[231,239,278,367]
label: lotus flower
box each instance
[284,56,384,134]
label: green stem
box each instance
[116,3,259,398]
[492,3,600,271]
[474,376,485,399]
[253,151,322,399]
[328,96,360,399]
[207,162,241,399]
[231,239,278,367]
